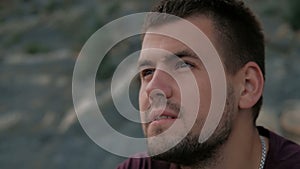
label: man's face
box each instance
[138,16,238,165]
[138,32,211,137]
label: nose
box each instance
[145,69,173,100]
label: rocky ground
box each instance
[0,0,299,169]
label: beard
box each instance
[146,86,235,167]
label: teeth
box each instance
[155,115,174,121]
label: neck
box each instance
[180,110,263,169]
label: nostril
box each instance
[149,89,167,109]
[149,89,166,100]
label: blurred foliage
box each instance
[45,0,60,13]
[97,35,142,80]
[24,43,50,54]
[106,2,121,15]
[260,3,280,17]
[286,0,300,30]
[3,32,22,48]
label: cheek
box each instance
[138,86,148,111]
[199,85,211,113]
[198,74,211,105]
[191,74,211,127]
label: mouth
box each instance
[154,115,176,121]
[148,110,179,125]
[142,107,182,136]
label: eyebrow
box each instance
[165,50,198,62]
[137,49,198,69]
[137,60,155,69]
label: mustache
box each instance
[147,94,180,111]
[146,100,181,113]
[143,98,183,122]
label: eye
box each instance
[140,68,155,78]
[175,61,194,69]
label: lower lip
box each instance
[149,118,177,127]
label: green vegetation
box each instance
[24,43,50,54]
[287,0,300,30]
[4,33,22,47]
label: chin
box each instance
[148,121,232,167]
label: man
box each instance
[117,0,300,168]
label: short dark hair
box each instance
[144,0,265,124]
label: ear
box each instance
[238,62,264,109]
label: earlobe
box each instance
[239,62,264,109]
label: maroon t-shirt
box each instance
[116,127,300,169]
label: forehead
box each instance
[139,34,195,66]
[141,34,188,55]
[139,34,196,66]
[140,16,217,60]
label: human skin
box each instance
[138,15,268,169]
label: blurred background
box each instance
[0,0,299,169]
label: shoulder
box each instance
[115,153,179,169]
[258,126,300,169]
